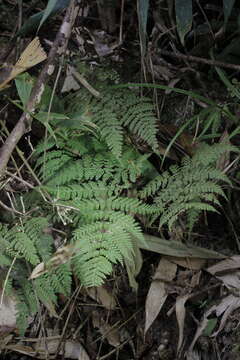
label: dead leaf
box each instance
[188,314,211,353]
[144,258,177,334]
[207,255,240,275]
[90,30,118,57]
[0,37,47,90]
[61,65,81,93]
[5,344,36,357]
[86,285,116,310]
[35,339,90,359]
[165,256,206,270]
[211,295,240,337]
[176,294,191,353]
[207,256,240,293]
[0,334,13,351]
[186,349,201,359]
[30,262,46,279]
[7,339,90,359]
[92,311,120,347]
[30,245,75,280]
[190,271,201,288]
[188,294,240,353]
[0,290,17,333]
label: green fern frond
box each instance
[140,143,233,229]
[19,278,39,315]
[73,253,113,287]
[16,296,30,336]
[68,88,158,157]
[48,263,72,296]
[3,218,52,266]
[193,142,239,165]
[35,233,53,262]
[160,202,218,229]
[0,224,12,266]
[42,181,121,201]
[36,150,73,182]
[33,138,57,156]
[72,212,141,286]
[6,231,39,265]
[92,102,124,157]
[34,276,57,306]
[71,196,156,220]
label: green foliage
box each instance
[4,217,51,265]
[175,0,192,45]
[0,78,236,335]
[0,217,71,335]
[140,143,235,230]
[66,88,159,157]
[32,130,156,286]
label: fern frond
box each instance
[34,276,57,306]
[78,88,159,156]
[36,150,73,182]
[16,296,30,336]
[6,231,39,265]
[141,143,232,229]
[42,181,121,201]
[48,263,72,296]
[193,142,239,165]
[73,253,112,287]
[72,210,144,287]
[0,224,12,266]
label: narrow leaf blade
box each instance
[175,0,192,45]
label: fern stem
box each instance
[0,256,17,307]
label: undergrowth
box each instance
[0,75,236,335]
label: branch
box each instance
[159,50,240,72]
[0,0,80,178]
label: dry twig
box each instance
[0,0,80,177]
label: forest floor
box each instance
[1,1,240,359]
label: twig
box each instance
[0,256,17,307]
[160,49,240,72]
[98,337,134,360]
[71,66,101,98]
[0,199,23,215]
[0,0,80,177]
[119,0,125,45]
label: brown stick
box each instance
[0,0,80,178]
[160,49,240,72]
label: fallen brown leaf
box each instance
[86,285,116,310]
[144,257,177,334]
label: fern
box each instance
[140,143,236,230]
[0,224,12,266]
[0,218,60,335]
[72,214,143,286]
[0,74,237,336]
[67,88,159,157]
[41,176,152,286]
[29,125,158,287]
[16,296,30,336]
[48,263,72,296]
[35,136,155,189]
[31,130,235,287]
[4,217,53,265]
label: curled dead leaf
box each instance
[144,257,177,334]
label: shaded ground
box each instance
[1,1,240,359]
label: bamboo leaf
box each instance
[137,0,149,56]
[175,0,192,45]
[223,0,235,28]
